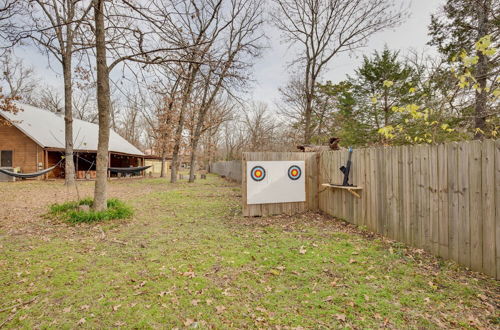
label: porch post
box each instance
[44,149,48,180]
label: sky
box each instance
[250,0,443,110]
[13,0,444,113]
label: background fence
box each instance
[210,139,499,279]
[210,160,242,182]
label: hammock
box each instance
[108,165,151,173]
[0,165,58,179]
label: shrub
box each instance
[49,198,133,223]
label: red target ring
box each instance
[288,165,301,180]
[250,166,266,181]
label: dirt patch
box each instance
[0,178,169,237]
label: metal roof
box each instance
[0,103,144,156]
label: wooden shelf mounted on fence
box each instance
[321,184,363,198]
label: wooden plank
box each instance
[378,147,388,236]
[421,145,431,252]
[481,140,495,277]
[429,145,439,255]
[412,145,422,247]
[495,139,500,279]
[370,147,378,233]
[447,142,459,263]
[402,146,412,244]
[393,147,401,242]
[437,143,449,259]
[396,146,404,243]
[468,140,482,272]
[385,147,394,239]
[457,141,471,267]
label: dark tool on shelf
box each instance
[339,147,353,186]
[320,147,362,198]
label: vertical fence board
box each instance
[495,140,500,279]
[437,143,449,259]
[482,140,496,277]
[457,142,471,267]
[429,145,439,255]
[469,140,482,272]
[402,146,411,243]
[412,146,422,247]
[421,145,431,251]
[447,143,459,262]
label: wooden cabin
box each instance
[0,103,145,180]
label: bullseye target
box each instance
[250,166,266,181]
[288,165,302,180]
[247,161,305,205]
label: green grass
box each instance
[0,175,497,328]
[49,198,133,223]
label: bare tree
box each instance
[32,86,64,113]
[20,0,94,186]
[186,0,265,182]
[0,51,38,100]
[90,0,201,210]
[242,101,278,152]
[272,0,407,143]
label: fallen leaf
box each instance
[191,299,200,306]
[335,314,346,322]
[183,271,196,278]
[324,296,334,302]
[77,318,86,325]
[113,304,122,312]
[299,246,307,254]
[63,306,72,313]
[477,294,487,301]
[184,319,195,327]
[205,298,213,305]
[80,305,90,311]
[269,269,280,276]
[216,305,226,314]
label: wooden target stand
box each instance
[321,184,363,199]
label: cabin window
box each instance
[0,150,13,167]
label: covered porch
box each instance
[44,149,146,179]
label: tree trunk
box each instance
[93,0,111,211]
[170,68,198,183]
[473,0,490,139]
[62,55,76,186]
[170,118,183,183]
[188,151,196,182]
[160,151,166,178]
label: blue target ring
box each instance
[288,165,302,180]
[250,166,266,182]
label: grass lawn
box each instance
[0,175,498,328]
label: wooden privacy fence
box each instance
[210,160,242,182]
[211,139,499,279]
[319,139,499,279]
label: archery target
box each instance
[288,165,301,180]
[250,166,266,181]
[246,161,305,205]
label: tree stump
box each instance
[201,174,207,179]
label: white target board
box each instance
[247,161,306,205]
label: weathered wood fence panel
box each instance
[319,139,499,279]
[242,152,318,217]
[210,160,242,182]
